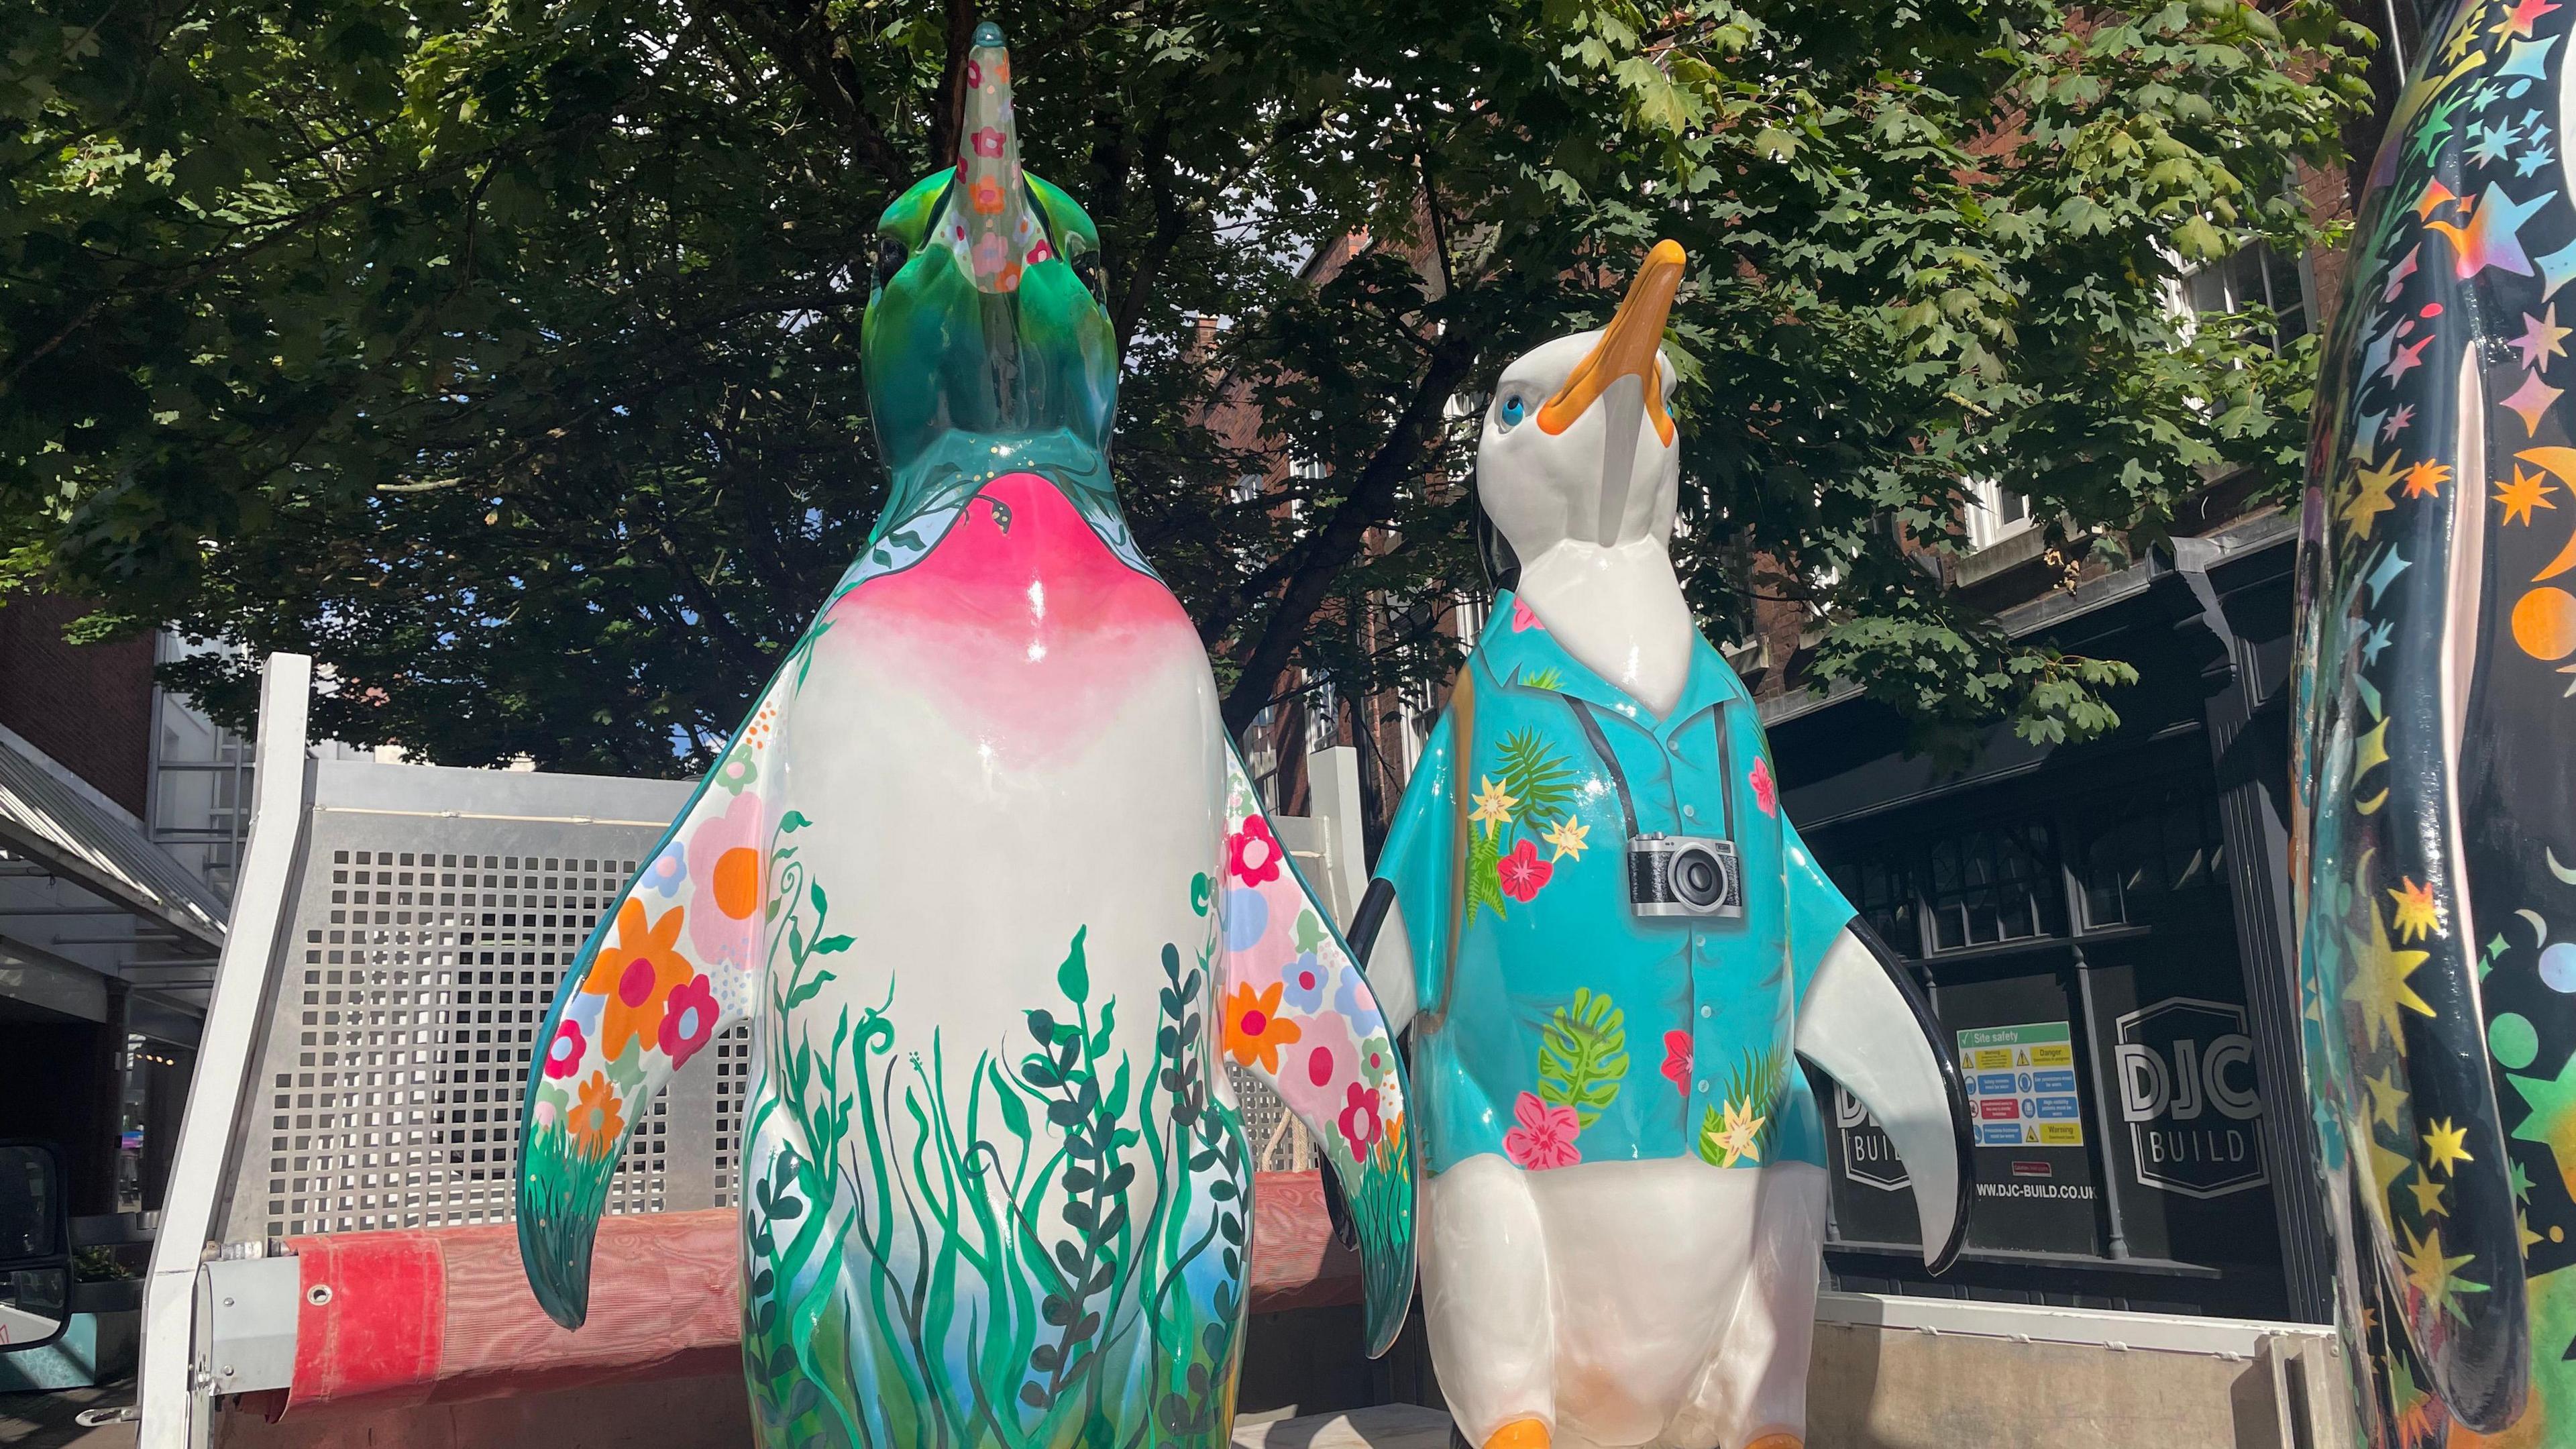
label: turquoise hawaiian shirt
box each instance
[1373,592,1856,1176]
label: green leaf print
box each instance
[1466,828,1507,920]
[1537,987,1629,1126]
[1519,666,1564,693]
[1496,730,1577,826]
[1059,924,1090,1003]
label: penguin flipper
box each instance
[1792,922,1974,1272]
[1218,743,1418,1356]
[514,682,777,1329]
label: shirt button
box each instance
[1684,805,1697,819]
[1699,1004,1713,1018]
[1695,1079,1710,1094]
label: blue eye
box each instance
[1499,394,1526,428]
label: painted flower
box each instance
[1281,951,1330,1012]
[568,1071,626,1158]
[971,176,1008,215]
[1512,596,1545,632]
[641,839,688,896]
[1222,981,1303,1074]
[531,1093,561,1130]
[660,974,720,1068]
[1025,239,1054,265]
[1469,777,1517,838]
[971,126,1008,158]
[1749,755,1778,817]
[586,898,695,1061]
[1222,885,1270,953]
[1497,838,1554,902]
[1503,1091,1580,1171]
[1334,965,1380,1025]
[1337,1081,1383,1159]
[965,58,982,86]
[1662,1030,1692,1091]
[1355,1032,1397,1089]
[544,1019,588,1079]
[1708,1098,1767,1167]
[973,233,1012,275]
[1229,816,1283,886]
[686,789,763,970]
[1542,816,1589,862]
[1285,1010,1356,1117]
[714,742,758,795]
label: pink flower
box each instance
[1503,1091,1580,1170]
[1497,838,1553,902]
[971,126,1008,158]
[1662,1030,1691,1091]
[1511,596,1544,631]
[1338,1081,1383,1158]
[1229,816,1283,886]
[965,59,981,87]
[659,974,720,1069]
[1749,756,1777,817]
[545,1019,587,1080]
[1025,239,1054,265]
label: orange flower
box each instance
[567,1071,625,1158]
[1222,981,1302,1075]
[584,899,694,1060]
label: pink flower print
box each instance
[1503,1091,1580,1170]
[1025,239,1054,265]
[965,59,981,87]
[1512,596,1545,631]
[1229,816,1283,886]
[545,1018,588,1080]
[659,974,720,1069]
[1497,838,1554,902]
[685,788,763,970]
[1338,1081,1383,1159]
[1749,755,1778,817]
[1662,1030,1691,1091]
[1281,951,1328,1012]
[971,126,1008,158]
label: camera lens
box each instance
[1674,846,1722,908]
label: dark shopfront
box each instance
[1767,513,2332,1324]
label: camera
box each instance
[1628,834,1743,918]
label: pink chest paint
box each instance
[826,472,1203,755]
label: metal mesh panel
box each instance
[217,763,745,1243]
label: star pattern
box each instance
[2347,888,2434,1053]
[2498,463,2559,523]
[2424,183,2552,278]
[2343,458,2406,540]
[2402,459,2452,498]
[2390,877,2445,941]
[2424,1118,2475,1176]
[2398,1221,2489,1325]
[2506,369,2565,434]
[2511,303,2573,368]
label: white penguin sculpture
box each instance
[1354,241,1973,1449]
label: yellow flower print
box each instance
[1469,777,1517,839]
[1709,1098,1767,1167]
[1542,816,1589,861]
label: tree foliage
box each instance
[0,0,2367,771]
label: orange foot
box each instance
[1485,1420,1550,1449]
[1743,1435,1803,1449]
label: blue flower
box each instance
[1281,951,1328,1012]
[641,839,688,896]
[1334,961,1375,1022]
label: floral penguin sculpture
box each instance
[1352,244,1973,1449]
[513,25,1415,1449]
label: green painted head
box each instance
[861,23,1119,533]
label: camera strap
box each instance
[1561,694,1733,840]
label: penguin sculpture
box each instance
[511,26,1416,1448]
[2290,0,2576,1436]
[1352,242,1972,1449]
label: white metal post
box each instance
[137,654,311,1448]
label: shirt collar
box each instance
[1477,590,1741,738]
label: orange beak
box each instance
[1537,239,1685,447]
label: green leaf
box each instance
[1058,926,1089,1004]
[987,1061,1032,1141]
[1537,987,1630,1126]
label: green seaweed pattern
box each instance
[733,829,1246,1449]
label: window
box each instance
[2182,241,2311,345]
[1961,478,2034,554]
[2076,789,2226,928]
[1922,822,2066,952]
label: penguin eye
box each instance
[873,235,908,292]
[1497,394,1527,430]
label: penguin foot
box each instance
[1742,1435,1802,1449]
[1483,1418,1550,1449]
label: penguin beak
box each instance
[1538,240,1684,543]
[950,22,1039,294]
[1539,240,1683,444]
